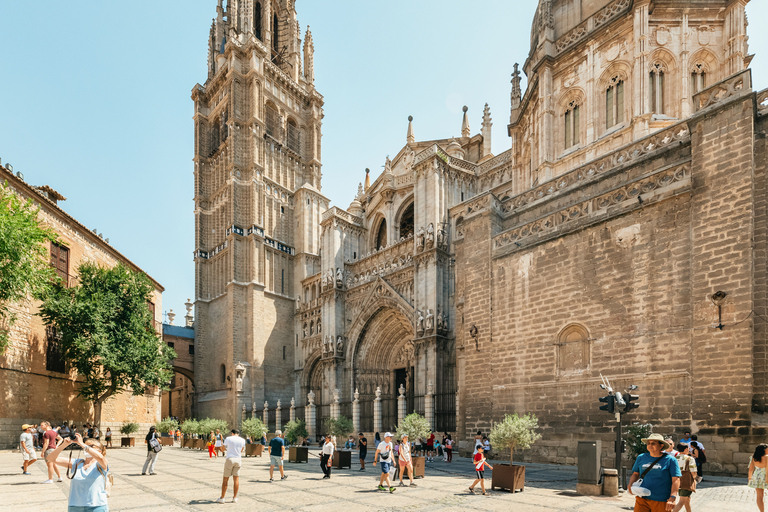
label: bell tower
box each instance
[192,0,327,426]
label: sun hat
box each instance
[641,433,670,450]
[21,424,32,430]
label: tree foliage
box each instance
[396,413,431,443]
[156,417,179,434]
[240,418,267,440]
[180,419,200,437]
[198,418,229,437]
[0,182,57,354]
[323,415,353,439]
[284,420,308,445]
[625,423,653,461]
[38,261,175,423]
[120,422,139,436]
[489,413,542,465]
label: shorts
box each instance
[68,506,109,512]
[399,458,411,467]
[23,450,37,461]
[223,458,241,478]
[679,489,692,497]
[359,451,367,461]
[475,470,485,479]
[380,461,391,474]
[270,455,283,467]
[633,497,670,512]
[45,449,55,460]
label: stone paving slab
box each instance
[0,447,758,511]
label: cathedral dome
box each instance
[348,199,363,217]
[446,139,465,159]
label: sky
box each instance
[1,1,766,321]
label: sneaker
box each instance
[389,487,396,493]
[399,481,406,487]
[409,482,417,487]
[232,498,238,503]
[378,485,386,491]
[23,472,31,475]
[281,475,288,480]
[57,478,63,482]
[482,492,488,496]
[269,478,274,482]
[468,487,475,494]
[142,473,146,475]
[359,467,365,471]
[42,480,54,484]
[215,497,225,504]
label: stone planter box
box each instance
[289,446,308,463]
[120,437,135,447]
[491,464,525,492]
[412,456,425,478]
[160,437,174,446]
[182,438,195,448]
[333,450,352,469]
[195,439,206,450]
[246,444,264,457]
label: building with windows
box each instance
[194,0,768,474]
[0,163,165,448]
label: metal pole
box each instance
[615,412,622,489]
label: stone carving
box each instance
[426,223,435,247]
[694,69,750,112]
[375,386,382,400]
[655,26,669,46]
[333,388,340,404]
[399,384,406,398]
[404,149,415,172]
[416,309,425,335]
[252,402,257,419]
[291,397,295,408]
[427,381,434,396]
[308,390,315,405]
[336,336,344,356]
[235,362,245,392]
[437,227,447,249]
[335,267,344,287]
[354,388,359,401]
[437,306,447,335]
[425,309,434,332]
[322,335,329,355]
[317,320,322,333]
[384,156,392,174]
[416,226,425,251]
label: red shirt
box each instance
[427,434,435,447]
[43,429,58,450]
[473,453,486,470]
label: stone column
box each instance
[397,384,407,426]
[331,389,340,419]
[290,397,295,423]
[373,386,382,434]
[263,401,269,427]
[455,387,460,435]
[241,404,246,424]
[352,389,360,435]
[307,391,316,441]
[251,402,257,419]
[425,382,434,430]
[276,400,282,431]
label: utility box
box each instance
[578,441,602,484]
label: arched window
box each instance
[272,13,279,53]
[691,62,707,95]
[211,118,220,154]
[220,364,226,384]
[606,76,624,128]
[309,321,314,335]
[287,118,300,153]
[399,203,414,239]
[221,109,229,142]
[557,324,590,373]
[649,62,666,114]
[375,220,387,250]
[254,2,262,41]
[564,100,580,149]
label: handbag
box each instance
[680,457,697,492]
[97,464,113,497]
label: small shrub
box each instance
[323,416,353,439]
[489,413,542,465]
[120,422,140,436]
[396,413,431,444]
[284,420,308,445]
[155,417,179,434]
[625,423,653,461]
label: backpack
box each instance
[149,434,162,453]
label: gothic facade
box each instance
[195,0,768,474]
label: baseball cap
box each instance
[384,432,393,438]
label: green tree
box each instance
[180,419,199,439]
[156,417,179,435]
[284,420,308,445]
[323,416,354,439]
[241,418,267,441]
[396,413,431,443]
[0,182,57,354]
[625,423,653,461]
[38,261,176,426]
[489,413,542,465]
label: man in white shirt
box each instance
[321,434,334,479]
[216,429,245,504]
[373,432,396,493]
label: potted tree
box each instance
[180,419,199,448]
[241,418,266,457]
[396,413,432,478]
[120,422,139,447]
[324,416,353,469]
[489,412,542,493]
[156,417,179,446]
[285,420,309,463]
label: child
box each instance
[434,439,442,460]
[469,445,493,495]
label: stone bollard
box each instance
[602,468,619,497]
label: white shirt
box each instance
[377,441,393,460]
[322,441,335,456]
[224,435,245,459]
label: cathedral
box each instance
[193,0,768,474]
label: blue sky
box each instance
[1,1,766,320]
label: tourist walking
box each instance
[20,424,38,475]
[469,444,493,495]
[321,434,334,479]
[444,435,453,462]
[214,429,224,456]
[628,433,681,512]
[269,430,287,482]
[398,434,416,487]
[142,426,161,475]
[373,432,396,493]
[483,436,492,459]
[749,443,768,512]
[215,429,245,503]
[673,443,697,512]
[426,432,435,462]
[104,428,112,448]
[207,431,217,459]
[375,432,381,446]
[358,432,368,471]
[47,433,110,512]
[41,422,63,483]
[690,435,706,483]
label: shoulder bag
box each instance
[680,457,697,492]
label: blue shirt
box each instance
[68,459,109,508]
[269,437,285,456]
[631,453,681,502]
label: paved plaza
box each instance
[0,445,757,511]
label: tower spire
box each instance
[481,103,493,158]
[364,168,371,191]
[407,115,415,145]
[304,26,315,84]
[511,63,522,111]
[461,106,470,138]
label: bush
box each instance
[120,422,140,436]
[625,423,653,461]
[396,413,431,444]
[197,418,228,438]
[180,419,199,438]
[489,413,542,465]
[241,418,267,441]
[284,420,308,445]
[323,416,353,439]
[156,417,179,434]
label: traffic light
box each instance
[599,395,615,413]
[624,393,639,413]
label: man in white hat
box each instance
[628,433,681,512]
[373,432,396,493]
[20,424,38,475]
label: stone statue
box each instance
[235,362,245,392]
[291,397,295,408]
[426,223,435,247]
[252,402,257,419]
[437,228,447,248]
[416,309,425,334]
[317,320,322,333]
[416,226,425,250]
[336,336,344,355]
[333,388,340,404]
[335,267,343,287]
[303,325,308,338]
[384,156,392,173]
[436,307,445,332]
[322,336,328,354]
[425,309,434,332]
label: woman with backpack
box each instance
[690,435,706,483]
[673,443,697,512]
[142,426,160,475]
[749,443,768,512]
[46,433,110,512]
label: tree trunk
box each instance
[93,385,116,437]
[510,445,514,466]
